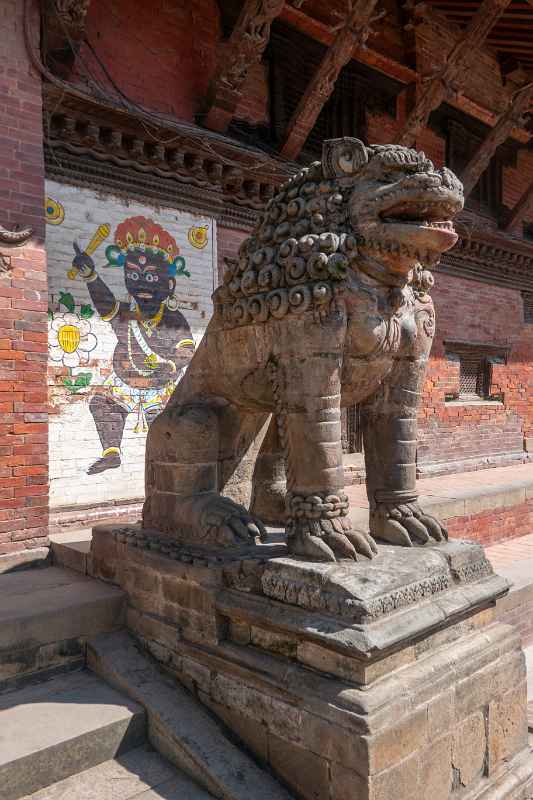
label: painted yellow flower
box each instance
[49,312,97,368]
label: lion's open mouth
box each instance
[379,199,457,232]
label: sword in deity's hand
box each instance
[67,223,111,279]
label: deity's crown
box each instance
[114,216,178,261]
[105,215,189,277]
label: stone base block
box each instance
[90,524,533,799]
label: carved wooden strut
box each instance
[396,0,513,148]
[204,0,286,133]
[461,83,533,198]
[280,0,381,160]
[504,178,533,232]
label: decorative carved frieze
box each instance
[280,0,382,160]
[396,0,513,148]
[440,228,533,292]
[204,0,286,133]
[461,84,533,198]
[43,87,292,218]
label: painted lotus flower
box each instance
[49,311,97,368]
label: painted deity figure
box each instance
[71,216,195,475]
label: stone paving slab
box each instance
[0,670,146,800]
[21,744,214,800]
[0,566,125,652]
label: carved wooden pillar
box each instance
[395,0,512,148]
[204,0,285,133]
[280,0,380,160]
[504,180,533,232]
[462,84,533,198]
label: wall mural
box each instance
[45,182,215,510]
[68,215,195,474]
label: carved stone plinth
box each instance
[91,525,533,800]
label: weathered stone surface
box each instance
[268,733,330,800]
[488,681,528,774]
[418,735,452,800]
[451,713,486,789]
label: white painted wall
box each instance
[46,180,216,511]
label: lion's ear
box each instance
[322,138,368,178]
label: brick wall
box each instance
[76,0,221,121]
[0,0,48,556]
[216,225,249,283]
[418,273,533,474]
[46,180,216,519]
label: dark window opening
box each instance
[341,405,363,454]
[523,291,533,324]
[445,342,508,402]
[523,223,533,243]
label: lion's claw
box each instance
[289,516,377,562]
[371,501,447,546]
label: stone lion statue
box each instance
[144,137,464,561]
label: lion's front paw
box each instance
[289,516,378,562]
[370,502,447,547]
[197,494,267,548]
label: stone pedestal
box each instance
[91,524,533,800]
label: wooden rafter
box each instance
[280,0,381,160]
[395,0,513,147]
[461,83,533,197]
[280,4,417,84]
[504,180,533,230]
[204,0,286,133]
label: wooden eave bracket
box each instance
[503,181,533,231]
[280,0,381,160]
[395,0,514,148]
[461,83,533,198]
[203,0,286,133]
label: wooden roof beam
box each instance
[396,0,513,147]
[503,179,533,230]
[203,0,285,133]
[461,82,533,197]
[280,0,381,160]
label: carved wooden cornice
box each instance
[280,0,382,160]
[43,85,293,215]
[461,83,533,197]
[396,0,513,147]
[440,225,533,292]
[204,0,286,133]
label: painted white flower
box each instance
[49,312,97,368]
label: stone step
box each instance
[0,565,125,689]
[21,744,215,799]
[0,669,146,800]
[88,630,295,800]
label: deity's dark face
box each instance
[124,250,174,316]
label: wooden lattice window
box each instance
[523,292,533,324]
[445,342,508,402]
